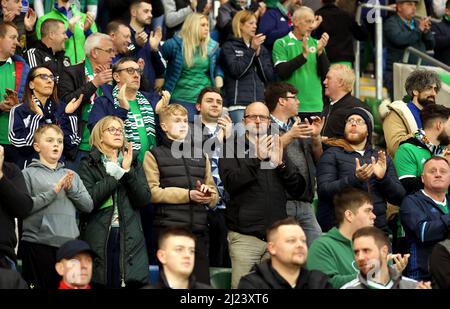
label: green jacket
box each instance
[306,227,358,288]
[36,4,97,64]
[78,147,150,287]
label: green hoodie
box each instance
[35,3,97,64]
[306,227,358,288]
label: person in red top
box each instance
[55,239,95,289]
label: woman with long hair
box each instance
[78,115,151,289]
[8,65,81,168]
[161,12,223,122]
[221,10,274,128]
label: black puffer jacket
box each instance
[78,147,151,287]
[238,260,332,289]
[221,36,274,107]
[219,137,305,240]
[150,136,210,233]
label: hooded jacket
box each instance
[379,99,419,158]
[316,139,405,233]
[238,259,332,289]
[306,227,358,288]
[21,159,93,247]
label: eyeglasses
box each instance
[283,95,298,101]
[33,74,56,82]
[244,114,271,122]
[104,127,124,135]
[346,118,366,126]
[115,67,144,75]
[96,47,115,55]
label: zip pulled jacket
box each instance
[221,36,274,107]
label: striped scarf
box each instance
[112,85,156,152]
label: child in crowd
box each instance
[20,124,93,289]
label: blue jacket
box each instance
[221,36,274,107]
[257,8,291,51]
[8,100,76,169]
[400,190,450,281]
[160,35,223,93]
[316,143,405,233]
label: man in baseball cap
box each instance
[55,239,95,289]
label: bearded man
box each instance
[316,107,405,233]
[380,69,442,158]
[394,104,450,194]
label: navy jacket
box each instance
[316,144,405,233]
[431,18,450,66]
[400,190,450,281]
[221,36,274,107]
[258,8,291,51]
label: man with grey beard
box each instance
[394,104,450,195]
[379,69,442,158]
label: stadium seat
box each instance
[209,267,232,289]
[148,265,160,284]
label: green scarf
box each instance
[414,129,447,156]
[264,0,288,17]
[112,85,156,154]
[445,15,450,22]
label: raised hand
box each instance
[388,253,410,274]
[155,90,171,114]
[63,170,74,191]
[135,31,148,47]
[122,142,133,171]
[190,0,198,11]
[189,180,214,204]
[255,2,266,18]
[117,84,130,110]
[416,281,432,289]
[269,134,283,167]
[68,15,82,32]
[312,15,323,30]
[307,116,325,138]
[149,27,162,51]
[355,157,374,182]
[4,88,19,107]
[302,33,309,59]
[83,12,95,31]
[419,17,432,33]
[30,99,44,116]
[372,150,387,180]
[256,135,272,161]
[65,94,84,114]
[217,114,233,141]
[251,33,266,56]
[92,66,112,87]
[317,32,329,55]
[24,8,37,31]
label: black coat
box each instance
[57,62,111,159]
[0,162,33,262]
[314,3,367,63]
[218,137,305,240]
[221,36,274,107]
[431,18,450,66]
[78,147,151,287]
[238,260,332,289]
[142,269,212,289]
